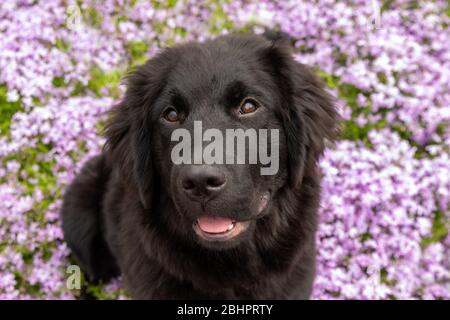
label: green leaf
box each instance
[125,41,150,67]
[0,85,23,137]
[55,38,70,52]
[421,212,449,247]
[88,67,123,97]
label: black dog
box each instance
[61,33,338,299]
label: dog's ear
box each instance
[129,103,155,209]
[262,39,339,188]
[103,99,134,178]
[104,53,170,208]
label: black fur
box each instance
[61,33,339,299]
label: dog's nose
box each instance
[181,166,226,201]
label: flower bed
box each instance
[0,0,448,299]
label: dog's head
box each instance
[105,34,338,250]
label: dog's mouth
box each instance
[193,216,250,241]
[191,191,270,243]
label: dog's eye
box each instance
[239,99,259,115]
[163,107,179,122]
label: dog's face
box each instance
[106,34,337,250]
[151,43,290,250]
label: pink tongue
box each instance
[197,216,234,234]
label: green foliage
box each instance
[88,66,123,98]
[380,268,396,287]
[14,272,42,296]
[0,85,23,137]
[316,70,445,161]
[1,140,57,197]
[84,282,130,300]
[381,0,395,13]
[152,0,178,9]
[55,38,70,52]
[166,0,178,8]
[52,76,66,88]
[421,211,449,247]
[125,41,150,67]
[70,81,88,96]
[316,71,386,144]
[84,6,103,28]
[315,70,442,157]
[209,3,234,34]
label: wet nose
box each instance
[181,165,227,201]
